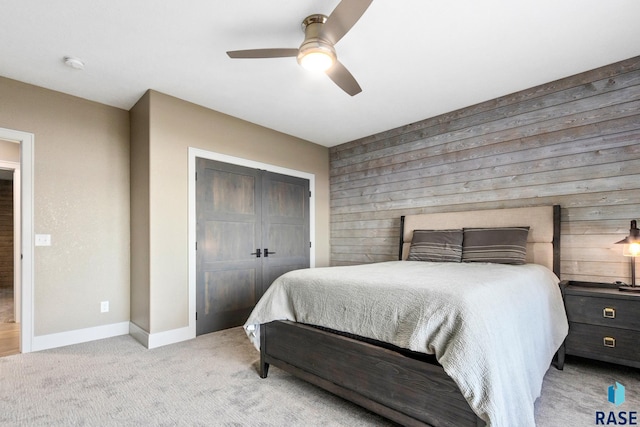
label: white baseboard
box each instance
[129,322,194,349]
[31,321,130,352]
[29,321,194,352]
[128,322,149,347]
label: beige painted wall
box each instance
[129,92,151,331]
[130,90,330,334]
[0,76,130,336]
[0,139,20,162]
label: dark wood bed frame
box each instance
[257,205,561,427]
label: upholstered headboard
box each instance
[399,205,560,276]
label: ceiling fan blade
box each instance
[227,48,298,59]
[326,60,362,96]
[321,0,373,45]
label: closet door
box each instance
[196,159,262,335]
[261,171,310,297]
[196,158,310,335]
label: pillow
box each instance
[407,229,463,262]
[462,227,530,265]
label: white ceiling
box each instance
[1,1,639,147]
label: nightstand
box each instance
[558,280,640,369]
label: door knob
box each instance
[264,248,276,257]
[251,249,261,258]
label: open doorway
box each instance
[0,127,33,355]
[0,141,20,356]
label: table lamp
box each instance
[615,219,639,292]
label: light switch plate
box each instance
[35,234,51,246]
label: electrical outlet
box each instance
[100,301,109,313]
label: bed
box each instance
[244,205,567,427]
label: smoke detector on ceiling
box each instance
[63,56,85,70]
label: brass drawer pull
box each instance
[603,307,616,319]
[603,337,616,348]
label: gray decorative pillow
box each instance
[408,229,463,262]
[462,227,530,265]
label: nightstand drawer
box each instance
[566,323,640,364]
[564,295,640,330]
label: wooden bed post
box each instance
[553,205,561,278]
[259,325,269,378]
[399,215,405,260]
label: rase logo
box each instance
[610,382,626,407]
[596,382,637,425]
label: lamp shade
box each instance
[615,219,639,251]
[622,241,640,257]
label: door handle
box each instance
[251,249,261,258]
[264,248,276,257]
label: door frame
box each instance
[0,127,34,353]
[188,147,315,338]
[0,159,21,325]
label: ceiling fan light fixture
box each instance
[226,1,372,95]
[297,42,336,72]
[299,50,335,72]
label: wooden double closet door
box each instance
[196,158,310,335]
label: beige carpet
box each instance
[0,327,638,426]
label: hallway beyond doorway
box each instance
[0,286,18,356]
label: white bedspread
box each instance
[244,261,568,427]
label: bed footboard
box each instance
[260,320,484,427]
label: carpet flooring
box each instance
[0,327,638,426]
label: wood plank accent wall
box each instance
[329,56,640,284]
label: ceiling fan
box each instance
[226,0,373,96]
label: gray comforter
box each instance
[244,260,568,427]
